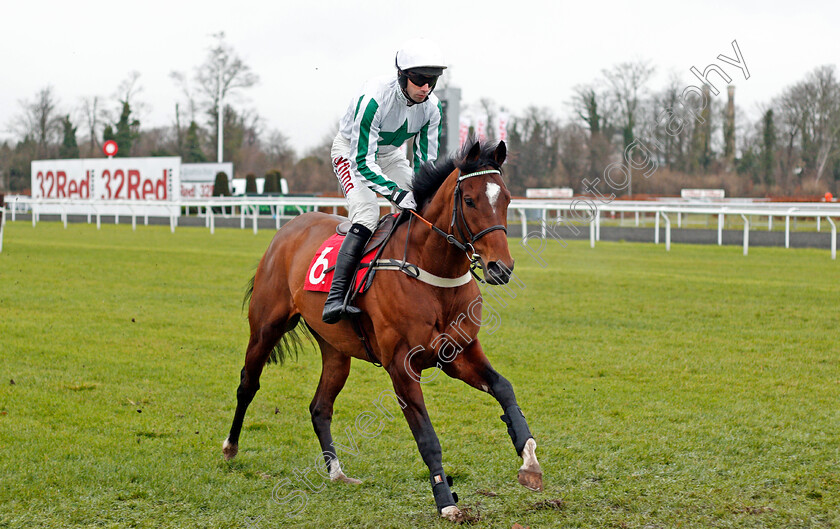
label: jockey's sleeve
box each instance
[350,97,401,197]
[412,99,443,173]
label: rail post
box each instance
[655,210,660,244]
[741,214,750,256]
[827,216,836,260]
[0,208,5,254]
[595,208,601,241]
[541,208,547,239]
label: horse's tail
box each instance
[242,273,311,365]
[242,274,256,314]
[267,315,310,365]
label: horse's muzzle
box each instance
[485,261,514,285]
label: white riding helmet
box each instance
[395,38,447,75]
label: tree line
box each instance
[499,62,840,197]
[2,39,838,198]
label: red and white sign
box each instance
[180,183,215,199]
[476,117,487,143]
[103,140,118,157]
[681,188,725,199]
[31,157,180,216]
[526,188,574,199]
[459,117,470,147]
[497,111,509,143]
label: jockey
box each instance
[322,38,447,324]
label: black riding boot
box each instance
[322,223,372,324]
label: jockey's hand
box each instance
[391,189,417,210]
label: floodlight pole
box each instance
[217,67,224,163]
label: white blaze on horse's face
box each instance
[486,182,501,214]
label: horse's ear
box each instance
[465,140,481,164]
[493,141,507,166]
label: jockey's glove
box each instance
[390,189,417,210]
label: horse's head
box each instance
[414,140,513,285]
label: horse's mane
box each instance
[411,140,504,210]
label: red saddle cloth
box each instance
[303,234,379,293]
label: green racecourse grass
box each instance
[1,221,838,529]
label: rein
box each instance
[409,167,507,283]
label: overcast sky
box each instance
[2,0,838,155]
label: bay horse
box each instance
[223,140,543,522]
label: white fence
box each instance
[3,195,839,259]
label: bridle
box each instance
[408,167,508,282]
[451,168,508,246]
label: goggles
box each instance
[405,71,439,89]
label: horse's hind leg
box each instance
[309,338,360,484]
[223,309,294,460]
[441,340,543,491]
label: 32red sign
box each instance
[101,168,169,200]
[35,170,90,199]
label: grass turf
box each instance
[0,221,838,528]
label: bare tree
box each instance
[800,66,840,184]
[571,84,609,135]
[114,71,146,116]
[11,86,62,158]
[265,129,297,170]
[775,85,807,189]
[170,70,199,123]
[80,95,109,155]
[647,76,688,170]
[603,61,655,146]
[602,61,656,194]
[557,122,588,182]
[571,84,617,179]
[478,98,498,142]
[505,106,564,195]
[194,32,260,159]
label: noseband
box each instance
[408,167,508,283]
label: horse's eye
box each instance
[464,197,476,208]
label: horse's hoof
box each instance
[222,439,238,461]
[440,505,465,523]
[331,473,362,485]
[518,468,544,491]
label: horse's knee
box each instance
[236,383,258,404]
[309,404,332,434]
[236,368,260,403]
[487,371,516,408]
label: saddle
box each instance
[335,213,400,257]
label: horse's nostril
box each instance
[488,261,513,275]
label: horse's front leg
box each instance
[387,355,463,522]
[441,340,543,491]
